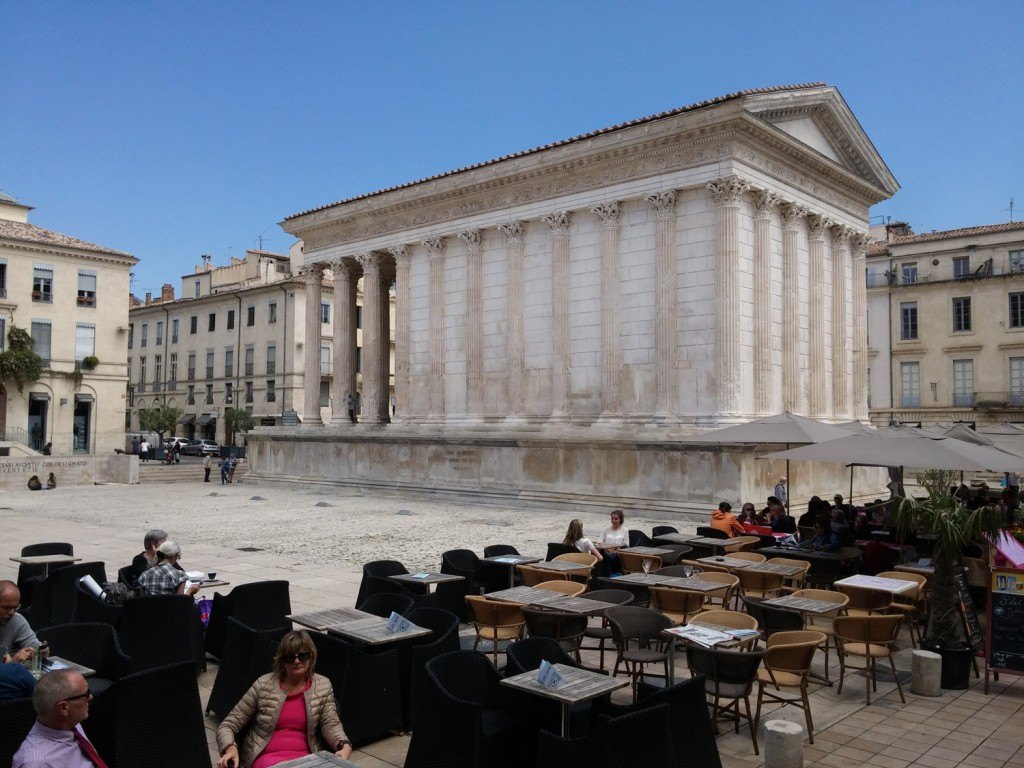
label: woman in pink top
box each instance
[217,631,351,768]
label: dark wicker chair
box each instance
[696,526,729,540]
[483,544,520,558]
[357,560,429,606]
[357,591,416,618]
[205,580,291,660]
[591,577,650,608]
[442,548,505,594]
[0,697,36,768]
[505,636,582,676]
[118,594,204,673]
[651,525,678,537]
[317,630,404,745]
[579,588,634,671]
[36,622,131,694]
[742,596,803,641]
[438,549,486,621]
[605,606,673,701]
[522,607,588,660]
[686,645,766,755]
[16,542,73,606]
[406,650,534,768]
[535,702,676,767]
[47,561,108,626]
[402,606,462,729]
[117,565,137,588]
[206,617,288,718]
[628,530,654,548]
[534,725,603,768]
[545,543,577,561]
[71,579,124,626]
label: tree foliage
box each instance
[137,404,183,441]
[0,325,43,392]
[224,407,254,444]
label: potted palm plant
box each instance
[893,470,1004,689]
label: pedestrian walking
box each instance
[227,456,237,484]
[346,393,357,424]
[203,453,212,483]
[774,476,788,509]
[140,438,150,463]
[220,457,229,484]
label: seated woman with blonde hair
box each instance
[217,630,351,768]
[562,519,603,561]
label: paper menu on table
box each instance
[666,625,733,647]
[536,659,564,689]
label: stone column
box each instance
[329,258,356,425]
[378,269,391,422]
[499,221,527,419]
[807,214,829,418]
[389,245,411,421]
[831,227,851,418]
[707,177,750,417]
[542,212,571,420]
[780,203,806,413]
[646,190,678,422]
[300,263,324,426]
[753,190,780,415]
[852,234,870,421]
[459,229,484,418]
[357,252,383,424]
[424,237,447,419]
[592,201,622,418]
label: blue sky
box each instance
[2,2,1021,296]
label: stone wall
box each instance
[0,454,138,491]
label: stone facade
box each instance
[252,84,897,511]
[0,193,136,456]
[867,220,1024,427]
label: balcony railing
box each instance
[167,379,177,391]
[186,395,195,405]
[321,362,331,375]
[245,391,254,403]
[974,391,1024,409]
[867,256,1023,288]
[206,367,214,378]
[138,382,146,393]
[205,393,214,404]
[900,395,921,408]
[245,363,254,375]
[187,368,196,380]
[152,381,161,393]
[953,392,976,407]
[225,366,233,378]
[266,391,276,402]
[266,362,276,375]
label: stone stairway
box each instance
[137,458,248,484]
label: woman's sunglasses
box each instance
[282,651,312,663]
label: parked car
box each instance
[163,437,191,451]
[181,439,221,457]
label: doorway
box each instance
[28,395,48,451]
[73,397,92,453]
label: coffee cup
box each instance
[208,572,217,581]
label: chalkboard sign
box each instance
[954,571,984,651]
[988,569,1024,674]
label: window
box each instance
[190,315,197,334]
[321,302,330,324]
[194,280,201,299]
[208,313,216,332]
[205,384,213,404]
[187,351,196,380]
[1011,358,1024,406]
[169,353,178,387]
[153,355,162,392]
[206,350,214,379]
[127,358,132,383]
[356,306,362,329]
[1011,293,1024,328]
[355,346,361,373]
[247,305,255,326]
[32,266,53,303]
[0,318,5,352]
[0,260,7,298]
[952,297,972,332]
[171,318,179,343]
[953,359,975,407]
[155,321,164,346]
[225,382,233,403]
[953,256,970,279]
[321,344,331,375]
[900,361,920,407]
[245,346,254,376]
[75,324,96,361]
[77,271,97,306]
[245,380,254,403]
[186,384,195,405]
[141,323,148,348]
[901,263,918,284]
[227,310,235,330]
[139,357,147,391]
[900,302,918,340]
[266,344,276,375]
[266,379,276,402]
[30,321,51,366]
[224,348,234,378]
[268,302,277,324]
[1011,250,1024,274]
[128,324,134,349]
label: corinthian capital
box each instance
[591,201,620,227]
[850,232,871,255]
[328,257,355,278]
[299,263,323,284]
[422,237,447,258]
[779,202,808,229]
[753,190,782,218]
[388,244,410,267]
[644,190,677,219]
[706,176,750,207]
[831,225,853,249]
[498,220,527,244]
[542,211,571,235]
[457,229,482,249]
[356,252,382,274]
[806,214,831,240]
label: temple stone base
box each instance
[247,427,886,517]
[0,453,138,490]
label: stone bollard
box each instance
[764,719,804,768]
[911,649,942,697]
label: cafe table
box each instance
[37,655,95,679]
[620,546,675,557]
[329,616,432,646]
[388,571,465,592]
[662,623,748,684]
[9,554,82,578]
[894,562,935,577]
[757,545,863,564]
[480,554,542,588]
[289,607,377,632]
[275,751,360,768]
[486,587,609,616]
[687,537,744,555]
[762,594,847,684]
[833,574,917,594]
[501,663,627,736]
[194,579,230,590]
[651,532,701,545]
[609,572,726,592]
[531,560,593,575]
[697,556,805,577]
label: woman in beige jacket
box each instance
[217,631,351,768]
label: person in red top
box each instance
[710,501,745,538]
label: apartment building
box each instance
[0,192,135,454]
[127,246,394,445]
[866,220,1024,427]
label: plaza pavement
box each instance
[1,480,1022,767]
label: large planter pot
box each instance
[925,643,973,690]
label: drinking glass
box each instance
[682,565,693,578]
[642,559,652,574]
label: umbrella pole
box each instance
[786,449,790,513]
[849,465,854,507]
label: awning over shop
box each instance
[195,414,215,426]
[177,414,196,425]
[29,392,50,402]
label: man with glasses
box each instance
[0,580,42,665]
[13,670,108,767]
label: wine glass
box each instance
[641,558,652,574]
[682,565,693,578]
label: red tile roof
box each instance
[284,82,829,221]
[879,221,1024,250]
[0,218,132,258]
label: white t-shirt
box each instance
[600,527,630,548]
[575,537,597,553]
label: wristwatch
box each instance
[336,740,351,751]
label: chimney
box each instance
[161,283,175,302]
[145,291,152,305]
